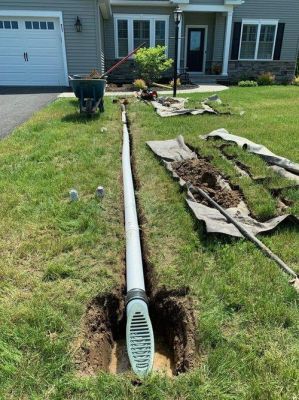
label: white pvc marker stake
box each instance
[96,186,105,199]
[69,189,79,201]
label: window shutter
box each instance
[231,22,242,60]
[273,23,285,60]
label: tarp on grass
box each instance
[147,136,299,238]
[151,97,216,118]
[201,129,299,177]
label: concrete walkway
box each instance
[58,84,228,99]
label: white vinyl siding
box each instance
[114,14,169,58]
[239,19,278,61]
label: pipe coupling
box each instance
[126,288,148,306]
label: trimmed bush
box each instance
[134,46,173,85]
[238,80,258,87]
[293,76,299,86]
[257,72,276,86]
[133,79,147,90]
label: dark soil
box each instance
[172,158,242,209]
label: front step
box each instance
[188,74,218,84]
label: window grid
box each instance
[239,20,278,61]
[155,20,166,47]
[0,20,18,29]
[25,21,55,30]
[133,20,150,49]
[117,19,128,58]
[114,15,168,58]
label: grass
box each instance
[0,99,127,398]
[128,86,299,399]
[0,87,298,399]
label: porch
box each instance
[177,5,234,79]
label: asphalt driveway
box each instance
[0,87,62,139]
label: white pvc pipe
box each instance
[122,105,154,377]
[122,109,145,292]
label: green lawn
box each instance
[0,87,298,399]
[129,86,299,399]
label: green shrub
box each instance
[134,46,173,85]
[133,78,147,90]
[257,72,275,86]
[238,80,258,87]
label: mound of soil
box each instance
[172,158,242,209]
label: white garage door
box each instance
[0,16,67,86]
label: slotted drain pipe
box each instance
[121,104,154,377]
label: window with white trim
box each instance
[114,15,169,58]
[239,20,278,60]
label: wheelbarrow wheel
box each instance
[86,99,93,114]
[99,99,104,113]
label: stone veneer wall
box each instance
[228,61,296,83]
[105,59,296,84]
[105,59,173,83]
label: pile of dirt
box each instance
[172,158,242,209]
[84,69,103,79]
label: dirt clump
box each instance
[172,158,242,209]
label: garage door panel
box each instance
[0,73,27,86]
[28,74,63,86]
[0,15,66,86]
[0,61,26,70]
[26,46,64,57]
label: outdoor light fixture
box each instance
[174,6,182,24]
[173,7,182,97]
[75,16,82,32]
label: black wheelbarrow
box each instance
[69,75,106,115]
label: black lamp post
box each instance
[75,16,82,32]
[173,6,182,97]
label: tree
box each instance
[134,46,173,86]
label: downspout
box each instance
[95,0,103,72]
[121,105,154,377]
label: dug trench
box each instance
[172,158,242,209]
[74,110,197,378]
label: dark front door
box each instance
[186,28,205,72]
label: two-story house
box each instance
[0,0,298,85]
